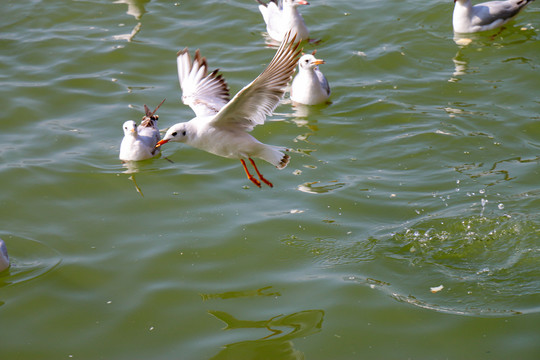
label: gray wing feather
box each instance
[473,0,533,26]
[315,68,330,96]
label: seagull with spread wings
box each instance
[155,32,302,188]
[257,0,310,42]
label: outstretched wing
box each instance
[258,0,283,32]
[177,48,230,117]
[210,31,301,132]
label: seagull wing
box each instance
[473,1,529,26]
[264,0,284,34]
[177,48,230,118]
[137,122,161,145]
[256,0,281,7]
[315,68,331,96]
[209,31,301,132]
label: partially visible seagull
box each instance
[290,50,330,105]
[119,99,165,162]
[0,238,9,272]
[453,0,535,33]
[155,31,302,188]
[257,0,310,42]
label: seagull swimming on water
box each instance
[155,31,302,188]
[453,0,535,33]
[257,0,310,42]
[119,99,165,162]
[0,238,9,272]
[290,50,330,105]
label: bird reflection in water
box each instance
[208,309,324,360]
[112,0,151,41]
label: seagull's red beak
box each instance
[298,0,309,5]
[155,139,169,148]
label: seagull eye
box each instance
[171,132,177,136]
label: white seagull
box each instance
[119,99,165,162]
[155,31,302,188]
[290,51,330,105]
[453,0,535,33]
[257,0,310,42]
[0,238,9,272]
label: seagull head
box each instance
[155,122,189,148]
[122,120,138,137]
[298,54,325,71]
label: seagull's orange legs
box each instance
[240,159,261,187]
[240,158,273,188]
[249,158,273,187]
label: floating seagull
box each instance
[155,31,302,188]
[290,51,330,105]
[119,99,165,162]
[0,238,9,272]
[257,0,310,42]
[453,0,535,33]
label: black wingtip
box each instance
[176,47,189,58]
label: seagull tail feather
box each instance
[260,146,290,169]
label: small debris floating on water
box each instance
[430,285,444,293]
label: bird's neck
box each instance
[300,67,319,79]
[455,0,473,13]
[183,120,202,143]
[283,4,300,18]
[453,0,473,30]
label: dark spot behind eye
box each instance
[182,131,186,136]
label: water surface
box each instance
[1,0,539,358]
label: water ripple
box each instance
[0,236,61,288]
[374,214,540,316]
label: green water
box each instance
[1,0,539,358]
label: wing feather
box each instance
[177,48,230,117]
[210,31,302,132]
[473,0,532,26]
[315,69,331,96]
